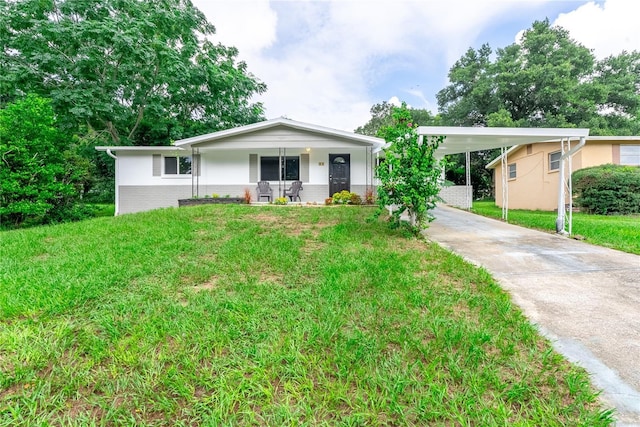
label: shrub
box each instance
[572,164,640,215]
[325,197,333,205]
[273,197,288,205]
[364,188,376,205]
[243,188,252,204]
[0,95,91,228]
[350,192,362,205]
[332,190,353,204]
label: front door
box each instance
[329,154,350,196]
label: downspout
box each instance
[106,149,119,216]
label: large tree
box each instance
[0,0,266,146]
[436,43,496,127]
[355,101,439,136]
[436,19,640,198]
[494,19,597,128]
[438,19,640,133]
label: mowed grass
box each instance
[0,205,613,425]
[472,200,640,255]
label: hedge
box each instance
[572,164,640,215]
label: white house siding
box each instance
[115,148,376,213]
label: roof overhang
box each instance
[95,146,184,152]
[418,126,590,157]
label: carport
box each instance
[418,126,589,234]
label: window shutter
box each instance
[249,154,258,182]
[152,154,161,176]
[193,154,201,176]
[300,153,309,182]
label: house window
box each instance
[260,156,300,181]
[549,151,561,171]
[164,156,191,175]
[508,163,517,179]
[620,145,640,165]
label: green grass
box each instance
[0,205,613,425]
[472,200,640,255]
[88,203,116,218]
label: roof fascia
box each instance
[95,146,185,152]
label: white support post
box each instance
[501,147,508,221]
[556,139,567,233]
[567,140,573,235]
[465,151,471,210]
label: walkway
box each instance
[424,205,640,426]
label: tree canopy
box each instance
[434,19,640,199]
[437,19,640,134]
[0,0,267,146]
[355,101,440,136]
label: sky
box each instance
[191,0,640,132]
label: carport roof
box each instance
[418,126,590,156]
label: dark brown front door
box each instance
[329,154,350,196]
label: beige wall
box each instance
[492,139,635,211]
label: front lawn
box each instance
[472,200,640,255]
[0,205,612,425]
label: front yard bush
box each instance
[573,164,640,214]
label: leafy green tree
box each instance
[375,103,444,233]
[355,101,439,136]
[0,0,266,146]
[438,19,640,133]
[0,95,90,228]
[494,19,597,127]
[436,44,496,127]
[436,19,640,199]
[591,51,640,135]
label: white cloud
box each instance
[553,0,640,58]
[191,0,639,132]
[195,0,277,58]
[388,96,402,107]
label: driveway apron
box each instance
[424,205,640,426]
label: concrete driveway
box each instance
[424,205,640,426]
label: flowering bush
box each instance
[375,103,444,233]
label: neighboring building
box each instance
[96,118,385,215]
[486,137,640,211]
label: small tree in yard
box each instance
[376,103,444,233]
[0,95,90,228]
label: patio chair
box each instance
[256,181,273,202]
[284,180,303,202]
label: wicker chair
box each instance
[256,181,273,202]
[284,180,303,202]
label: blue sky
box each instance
[192,0,638,131]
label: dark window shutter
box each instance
[249,154,258,182]
[300,153,309,182]
[152,154,161,176]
